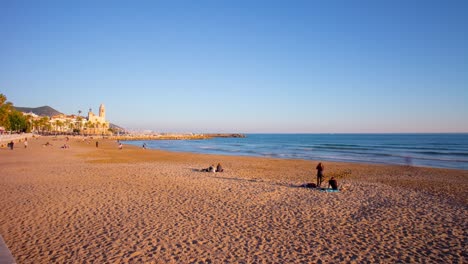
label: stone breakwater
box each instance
[108,133,246,141]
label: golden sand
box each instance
[0,136,466,263]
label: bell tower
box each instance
[99,104,105,119]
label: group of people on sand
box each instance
[95,140,123,150]
[6,138,28,150]
[199,161,337,189]
[201,163,224,173]
[316,162,339,190]
[7,140,14,150]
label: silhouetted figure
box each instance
[9,141,14,150]
[328,177,339,190]
[316,162,324,187]
[96,141,99,148]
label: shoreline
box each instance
[135,145,468,172]
[91,135,468,172]
[1,136,467,263]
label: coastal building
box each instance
[18,103,111,135]
[50,114,78,133]
[83,104,110,135]
[23,111,39,119]
[87,104,106,124]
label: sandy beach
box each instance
[0,136,466,263]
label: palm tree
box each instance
[84,121,93,135]
[54,120,64,133]
[32,119,40,133]
[39,116,50,134]
[24,114,33,133]
[69,121,74,132]
[45,123,52,133]
[76,116,83,134]
[0,94,13,129]
[64,119,72,133]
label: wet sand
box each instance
[0,136,466,263]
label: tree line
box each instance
[0,93,31,133]
[0,93,118,135]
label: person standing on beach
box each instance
[96,141,99,148]
[316,162,324,187]
[9,140,14,150]
[24,139,28,148]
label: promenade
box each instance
[0,133,33,146]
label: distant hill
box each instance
[14,106,63,117]
[110,123,127,133]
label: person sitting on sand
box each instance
[119,143,123,150]
[201,165,216,172]
[209,165,216,172]
[328,177,339,190]
[216,163,224,172]
[44,142,52,147]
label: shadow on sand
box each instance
[189,167,318,190]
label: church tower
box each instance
[99,104,105,119]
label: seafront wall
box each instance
[0,133,33,146]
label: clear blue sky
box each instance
[1,0,467,133]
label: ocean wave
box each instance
[411,151,468,157]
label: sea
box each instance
[124,134,468,170]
